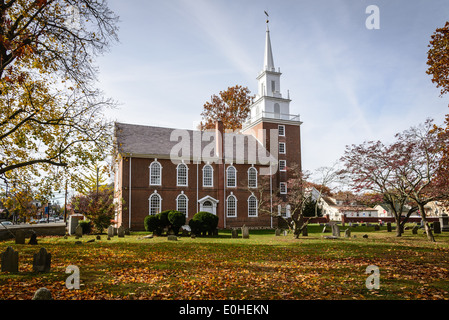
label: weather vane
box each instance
[264,11,269,24]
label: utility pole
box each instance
[64,179,68,223]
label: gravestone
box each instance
[107,225,114,238]
[33,248,51,273]
[440,213,449,232]
[68,216,82,236]
[302,227,308,237]
[96,235,101,240]
[374,224,380,231]
[167,235,178,241]
[241,226,249,239]
[387,222,392,232]
[433,221,441,234]
[275,228,281,236]
[32,287,53,300]
[344,229,351,238]
[412,225,419,235]
[231,229,239,238]
[117,226,125,238]
[15,230,26,245]
[125,228,130,236]
[75,224,83,238]
[331,224,340,238]
[1,246,19,273]
[322,225,329,233]
[28,232,38,245]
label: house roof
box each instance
[114,122,276,165]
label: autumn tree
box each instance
[0,0,118,197]
[341,140,417,237]
[199,85,253,131]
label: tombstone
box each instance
[86,239,95,243]
[75,224,83,238]
[344,229,351,238]
[117,226,125,238]
[241,226,249,239]
[322,225,329,233]
[124,228,131,236]
[433,221,441,234]
[374,224,380,231]
[33,248,51,273]
[28,232,38,245]
[231,229,239,238]
[32,287,53,300]
[412,225,419,235]
[1,247,19,273]
[167,235,178,241]
[331,224,340,238]
[362,234,369,239]
[302,227,308,237]
[190,234,196,239]
[68,215,82,236]
[15,230,26,245]
[387,222,392,232]
[275,228,281,236]
[440,213,449,232]
[96,235,101,240]
[107,225,114,238]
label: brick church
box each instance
[113,23,302,231]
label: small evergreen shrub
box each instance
[189,211,219,236]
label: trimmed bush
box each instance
[78,220,92,234]
[189,211,219,236]
[144,215,161,235]
[168,210,186,235]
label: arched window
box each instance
[227,194,237,217]
[149,192,162,215]
[202,164,213,187]
[248,167,258,188]
[149,160,162,186]
[226,165,237,188]
[176,193,188,216]
[248,195,258,217]
[176,163,188,186]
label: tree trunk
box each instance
[394,215,403,237]
[419,204,435,242]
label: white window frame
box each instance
[226,165,237,188]
[279,160,287,172]
[149,191,162,215]
[248,194,258,217]
[226,193,237,218]
[278,125,285,137]
[279,142,286,154]
[149,159,162,186]
[176,192,188,216]
[247,166,258,188]
[176,162,188,187]
[280,182,287,195]
[202,164,214,187]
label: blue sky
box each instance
[96,0,449,174]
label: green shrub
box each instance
[158,210,171,227]
[189,211,218,236]
[168,210,186,235]
[78,220,92,234]
[144,215,161,234]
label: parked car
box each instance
[38,218,47,224]
[0,221,13,226]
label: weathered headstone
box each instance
[275,228,281,236]
[33,248,51,273]
[96,235,101,240]
[167,235,178,241]
[302,227,308,237]
[28,232,38,245]
[117,226,125,238]
[322,225,329,233]
[107,225,114,238]
[331,224,340,238]
[1,246,19,273]
[68,216,81,236]
[344,229,351,238]
[15,230,25,245]
[412,225,419,235]
[374,224,380,231]
[440,213,449,232]
[32,287,53,300]
[75,224,83,238]
[241,225,249,239]
[125,228,130,236]
[433,221,441,234]
[231,229,239,238]
[387,222,392,232]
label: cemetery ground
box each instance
[1,224,449,300]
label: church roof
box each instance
[114,122,276,165]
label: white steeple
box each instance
[264,24,275,72]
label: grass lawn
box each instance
[1,224,448,300]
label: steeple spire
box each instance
[264,21,275,72]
